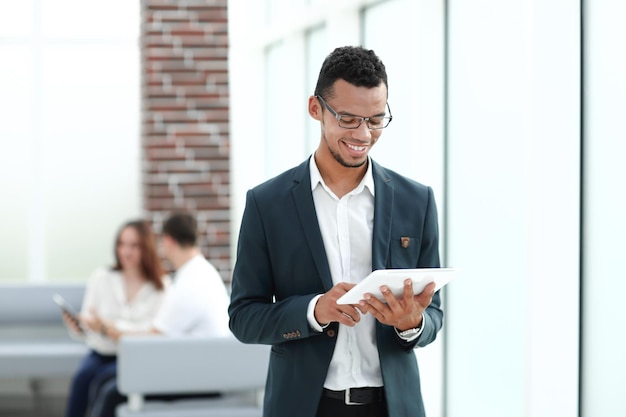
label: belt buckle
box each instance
[344,388,361,406]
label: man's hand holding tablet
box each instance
[336,268,457,305]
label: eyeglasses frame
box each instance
[316,95,393,130]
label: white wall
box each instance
[446,1,580,416]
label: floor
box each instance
[0,377,69,417]
[0,395,66,417]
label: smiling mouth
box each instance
[345,142,368,152]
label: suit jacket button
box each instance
[327,329,335,337]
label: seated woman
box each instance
[63,219,169,417]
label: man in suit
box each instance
[229,45,443,417]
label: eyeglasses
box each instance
[316,95,393,130]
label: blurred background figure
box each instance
[152,211,230,338]
[88,211,230,417]
[63,220,169,417]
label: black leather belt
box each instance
[322,387,385,405]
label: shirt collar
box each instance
[309,154,375,196]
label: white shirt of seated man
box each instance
[153,253,230,338]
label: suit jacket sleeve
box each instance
[229,188,321,345]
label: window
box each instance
[0,0,141,281]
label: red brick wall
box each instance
[140,0,231,281]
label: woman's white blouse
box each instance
[80,267,169,355]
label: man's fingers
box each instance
[336,310,357,326]
[339,305,361,323]
[341,312,354,320]
[316,283,363,326]
[416,282,436,305]
[423,281,436,295]
[403,279,416,302]
[335,281,357,292]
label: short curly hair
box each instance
[313,46,388,99]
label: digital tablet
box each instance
[336,267,457,305]
[53,293,85,334]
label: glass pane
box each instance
[305,26,327,154]
[42,0,139,39]
[40,44,141,280]
[0,46,33,280]
[264,42,285,177]
[0,0,34,37]
[264,41,307,177]
[266,0,308,26]
[363,2,445,417]
[363,0,431,180]
[445,1,530,416]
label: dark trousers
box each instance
[65,350,116,417]
[316,395,389,417]
[89,374,125,417]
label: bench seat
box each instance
[116,335,270,417]
[0,284,86,380]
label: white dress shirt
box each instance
[306,155,426,390]
[153,254,230,338]
[306,155,383,390]
[80,267,169,355]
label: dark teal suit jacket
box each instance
[229,158,443,417]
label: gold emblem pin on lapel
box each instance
[401,237,411,248]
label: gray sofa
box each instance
[0,283,87,380]
[0,285,270,417]
[116,335,270,417]
[0,283,87,415]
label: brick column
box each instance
[140,0,231,281]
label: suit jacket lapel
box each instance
[372,161,393,271]
[291,159,334,291]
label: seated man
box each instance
[89,211,231,417]
[150,212,230,338]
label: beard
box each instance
[323,134,368,169]
[330,147,367,168]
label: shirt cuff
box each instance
[395,313,427,341]
[307,294,328,332]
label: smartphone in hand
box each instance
[53,293,85,334]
